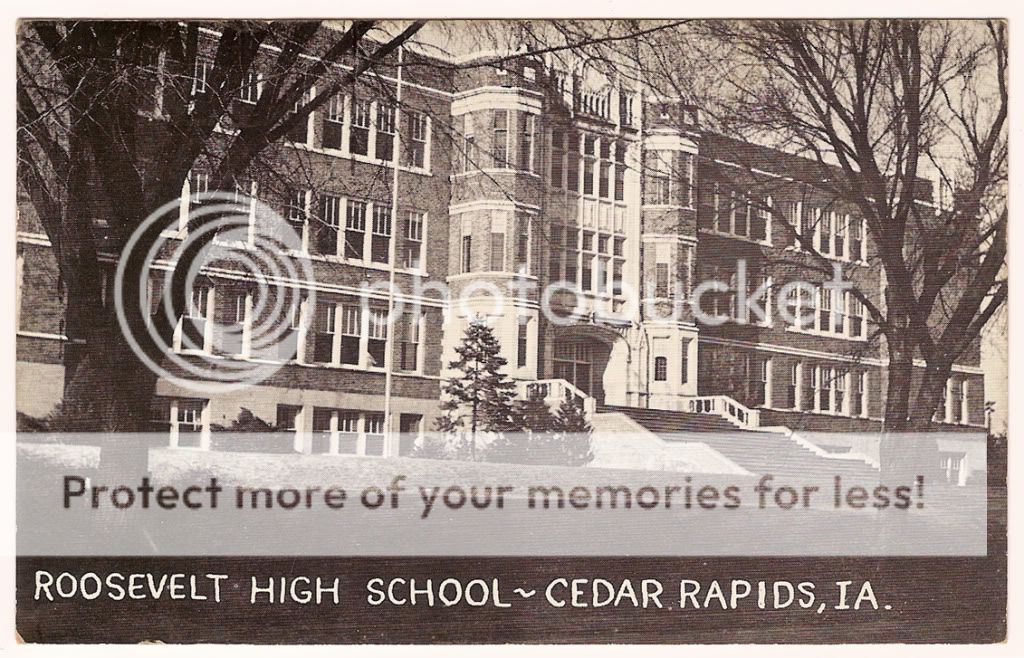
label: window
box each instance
[654,356,668,381]
[399,311,419,372]
[939,452,965,485]
[800,205,816,250]
[276,405,301,433]
[175,399,206,448]
[733,193,750,237]
[614,142,626,201]
[612,260,624,296]
[315,194,341,256]
[238,69,260,104]
[950,379,963,424]
[849,295,865,338]
[462,235,473,273]
[403,211,424,270]
[517,317,529,368]
[835,214,847,258]
[519,114,534,172]
[515,223,529,275]
[835,371,847,415]
[782,201,799,247]
[349,99,371,156]
[655,262,669,298]
[788,362,800,409]
[312,302,335,364]
[323,94,344,150]
[367,309,387,367]
[680,339,690,384]
[961,380,970,424]
[286,86,312,143]
[345,200,367,260]
[852,372,866,417]
[463,114,477,173]
[583,135,596,195]
[406,111,428,168]
[286,188,306,223]
[192,57,212,96]
[278,297,301,361]
[751,198,769,242]
[820,368,833,412]
[490,232,506,271]
[645,151,671,205]
[218,292,246,355]
[566,131,580,192]
[375,103,396,161]
[748,356,768,406]
[819,211,833,255]
[850,216,865,261]
[598,141,611,199]
[819,288,832,332]
[340,305,361,365]
[581,255,593,291]
[181,286,210,352]
[682,153,694,208]
[493,110,509,168]
[371,204,392,264]
[364,413,386,456]
[550,128,564,188]
[311,407,334,454]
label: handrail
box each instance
[687,395,761,429]
[517,379,597,417]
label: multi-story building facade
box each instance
[15,32,987,459]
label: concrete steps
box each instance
[597,404,879,480]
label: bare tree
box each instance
[630,20,1006,431]
[16,20,425,445]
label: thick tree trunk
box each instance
[879,337,940,486]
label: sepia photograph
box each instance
[10,9,1012,647]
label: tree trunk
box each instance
[879,337,940,485]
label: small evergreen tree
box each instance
[552,397,595,466]
[435,318,519,460]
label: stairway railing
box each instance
[686,395,761,429]
[517,379,597,418]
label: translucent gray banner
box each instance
[17,433,987,556]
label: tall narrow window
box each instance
[850,216,865,261]
[286,86,311,143]
[850,294,865,338]
[820,368,833,412]
[852,372,865,417]
[783,201,799,247]
[349,99,371,156]
[819,288,832,332]
[316,194,341,256]
[788,362,800,409]
[463,114,476,173]
[598,140,611,199]
[614,142,626,201]
[515,223,529,275]
[403,211,424,270]
[238,69,260,104]
[313,302,335,364]
[835,213,847,258]
[655,262,669,298]
[367,309,388,367]
[644,151,671,204]
[734,194,751,237]
[517,317,529,368]
[819,211,833,255]
[654,356,668,381]
[406,111,428,168]
[961,380,970,424]
[192,57,212,96]
[519,114,534,172]
[566,131,580,192]
[399,311,420,372]
[340,305,361,365]
[751,198,769,242]
[183,286,209,352]
[489,232,506,271]
[375,103,396,161]
[550,128,564,188]
[371,204,392,264]
[682,153,695,208]
[323,94,345,150]
[680,339,690,384]
[345,200,367,260]
[493,110,509,168]
[461,235,473,273]
[582,135,596,195]
[835,371,847,415]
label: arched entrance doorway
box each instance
[545,323,631,406]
